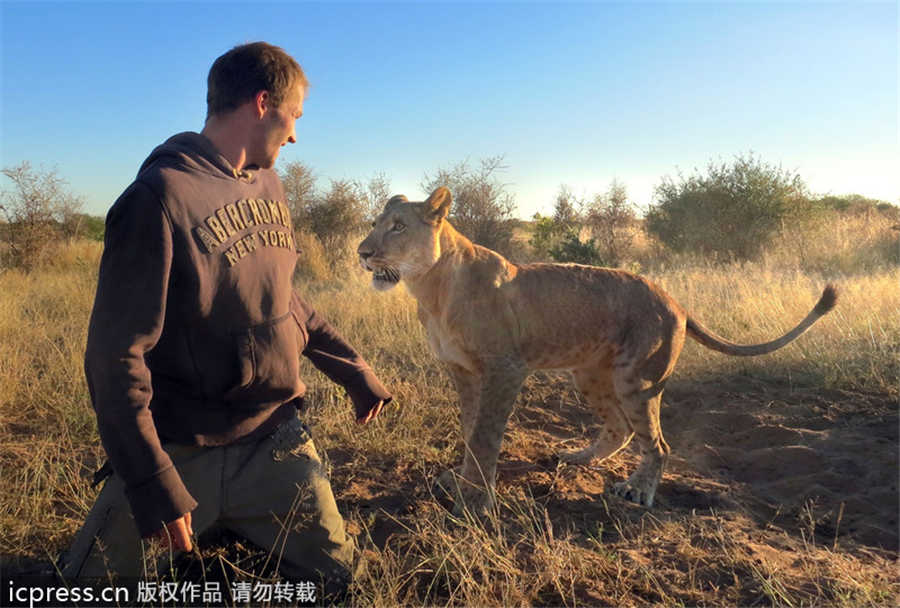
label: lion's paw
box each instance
[435,467,462,491]
[451,486,493,519]
[610,480,656,507]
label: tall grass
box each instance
[0,240,103,557]
[622,211,899,277]
[765,211,899,275]
[1,217,896,605]
[649,264,898,394]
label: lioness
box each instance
[357,187,837,512]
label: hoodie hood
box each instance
[138,132,254,182]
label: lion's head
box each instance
[357,187,452,291]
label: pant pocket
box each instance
[271,416,319,463]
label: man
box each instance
[62,42,391,592]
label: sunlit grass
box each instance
[1,222,896,605]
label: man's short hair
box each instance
[207,42,308,118]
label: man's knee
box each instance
[60,486,140,579]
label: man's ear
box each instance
[254,90,269,119]
[424,187,452,224]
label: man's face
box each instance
[253,84,305,169]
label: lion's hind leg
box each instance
[607,312,684,507]
[561,367,634,464]
[610,377,670,508]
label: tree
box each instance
[421,156,517,256]
[279,162,390,272]
[281,161,389,238]
[0,162,85,269]
[356,173,392,222]
[552,185,582,231]
[645,153,813,261]
[280,161,318,228]
[530,186,584,260]
[313,179,368,244]
[584,179,637,266]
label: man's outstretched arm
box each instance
[290,291,393,423]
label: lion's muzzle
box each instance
[357,242,401,290]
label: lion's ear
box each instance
[385,194,408,210]
[425,187,452,223]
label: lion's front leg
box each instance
[454,362,527,516]
[435,364,480,497]
[448,363,481,444]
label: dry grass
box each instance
[1,221,897,606]
[648,264,898,394]
[0,240,104,561]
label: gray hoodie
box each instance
[85,132,391,536]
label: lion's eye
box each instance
[392,222,406,233]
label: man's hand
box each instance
[356,399,385,425]
[150,511,193,551]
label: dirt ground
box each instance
[348,371,897,549]
[6,371,895,606]
[509,373,896,545]
[334,371,898,604]
[660,377,897,552]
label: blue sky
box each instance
[1,1,897,219]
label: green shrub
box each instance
[645,153,819,261]
[549,230,605,265]
[529,214,565,259]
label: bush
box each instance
[530,182,639,267]
[816,194,900,221]
[0,162,85,270]
[529,187,583,260]
[645,153,817,261]
[65,213,105,242]
[583,180,638,266]
[549,231,605,265]
[281,161,389,267]
[281,161,318,224]
[551,185,581,231]
[305,180,367,245]
[421,157,517,256]
[529,214,563,260]
[762,206,899,274]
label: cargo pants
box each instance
[61,416,353,587]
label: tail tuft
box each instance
[814,284,838,315]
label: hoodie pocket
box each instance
[225,312,303,409]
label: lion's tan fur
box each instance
[358,187,837,512]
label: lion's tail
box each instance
[685,284,838,357]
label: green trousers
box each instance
[61,416,354,585]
